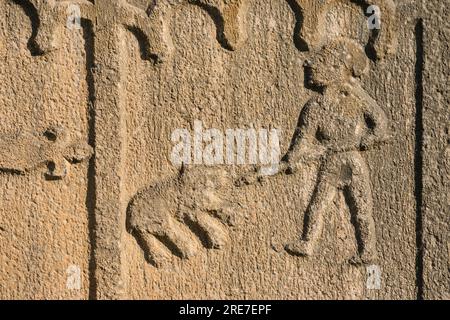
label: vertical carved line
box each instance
[81,18,98,300]
[414,18,424,300]
[286,0,308,51]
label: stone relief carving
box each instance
[9,0,248,298]
[127,166,239,267]
[0,126,93,179]
[12,0,249,60]
[146,0,249,59]
[10,0,247,299]
[5,0,399,298]
[280,38,391,264]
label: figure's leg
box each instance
[345,175,377,265]
[285,176,337,256]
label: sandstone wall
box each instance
[0,0,447,300]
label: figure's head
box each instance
[305,38,369,87]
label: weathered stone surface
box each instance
[421,0,449,300]
[0,0,447,300]
[1,0,92,299]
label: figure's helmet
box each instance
[307,38,369,86]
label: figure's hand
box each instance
[360,132,393,151]
[360,135,376,151]
[283,142,327,174]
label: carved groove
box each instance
[191,1,233,51]
[414,18,424,300]
[286,0,308,51]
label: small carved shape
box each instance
[127,166,239,267]
[190,0,249,50]
[282,39,392,264]
[290,0,397,59]
[17,0,248,60]
[364,0,398,59]
[142,0,249,61]
[25,0,63,53]
[114,0,171,63]
[0,126,93,179]
[14,0,95,53]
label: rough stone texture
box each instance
[0,0,447,300]
[421,0,450,300]
[0,1,92,299]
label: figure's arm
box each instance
[283,99,326,169]
[351,84,391,149]
[322,137,360,153]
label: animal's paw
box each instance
[181,210,230,250]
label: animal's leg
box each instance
[134,229,172,267]
[184,212,229,249]
[161,218,200,259]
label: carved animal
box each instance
[127,166,239,267]
[282,38,391,264]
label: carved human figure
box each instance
[282,39,391,264]
[127,166,239,267]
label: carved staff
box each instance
[15,0,248,299]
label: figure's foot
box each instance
[285,240,314,257]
